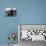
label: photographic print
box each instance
[5,8,16,16]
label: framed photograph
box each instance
[18,24,46,42]
[5,8,16,16]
